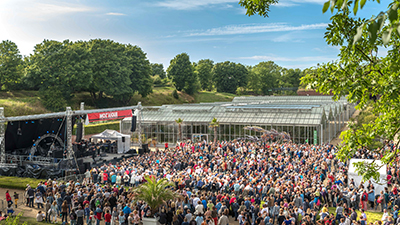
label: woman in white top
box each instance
[116,174,122,186]
[382,209,389,223]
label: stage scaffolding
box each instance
[0,102,142,167]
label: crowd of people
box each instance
[4,139,400,225]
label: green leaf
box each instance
[360,0,367,9]
[377,14,387,31]
[330,0,336,13]
[388,7,398,23]
[354,0,359,15]
[382,28,393,45]
[323,1,330,13]
[353,25,363,45]
[368,21,379,44]
[341,0,348,10]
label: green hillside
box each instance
[0,88,237,117]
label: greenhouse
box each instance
[121,96,356,145]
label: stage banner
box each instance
[87,110,132,123]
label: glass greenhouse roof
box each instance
[127,95,353,126]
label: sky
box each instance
[0,0,387,69]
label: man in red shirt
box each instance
[165,142,168,150]
[103,172,109,184]
[104,210,111,225]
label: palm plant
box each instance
[175,118,183,142]
[209,117,219,144]
[133,176,180,216]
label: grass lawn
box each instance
[0,176,44,190]
[0,215,49,225]
[328,207,383,223]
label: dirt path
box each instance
[0,187,40,219]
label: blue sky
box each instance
[0,0,387,69]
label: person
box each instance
[88,211,95,225]
[118,211,125,225]
[105,210,112,225]
[95,205,103,225]
[217,210,229,225]
[70,208,77,225]
[13,192,18,209]
[37,210,45,222]
[36,190,44,209]
[382,209,389,223]
[45,200,51,222]
[76,205,84,225]
[50,201,58,223]
[6,203,14,216]
[62,200,68,224]
[361,189,368,211]
[5,190,12,206]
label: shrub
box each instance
[39,88,67,112]
[172,89,179,99]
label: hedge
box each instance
[73,121,120,135]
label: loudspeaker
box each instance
[138,148,144,155]
[83,162,91,171]
[76,123,83,142]
[53,150,64,158]
[122,137,125,142]
[131,116,137,132]
[142,144,149,153]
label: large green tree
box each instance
[238,0,400,181]
[212,61,248,94]
[249,61,281,95]
[88,39,132,101]
[125,44,153,101]
[25,40,93,99]
[167,53,198,95]
[151,63,166,79]
[0,40,24,90]
[196,59,214,91]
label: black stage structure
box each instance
[0,103,142,179]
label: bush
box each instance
[39,88,67,112]
[172,89,179,99]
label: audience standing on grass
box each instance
[4,139,400,225]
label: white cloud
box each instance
[187,23,328,36]
[156,0,237,10]
[0,0,95,21]
[105,12,126,16]
[239,55,336,62]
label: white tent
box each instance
[348,159,387,194]
[91,129,130,154]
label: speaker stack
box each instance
[131,116,137,132]
[76,122,83,142]
[142,144,149,153]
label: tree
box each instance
[25,40,94,99]
[151,63,166,79]
[133,176,180,216]
[125,44,153,101]
[0,40,24,90]
[238,0,400,184]
[249,61,281,95]
[196,59,214,91]
[209,117,219,144]
[88,39,132,102]
[167,53,198,95]
[175,118,183,141]
[212,61,248,94]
